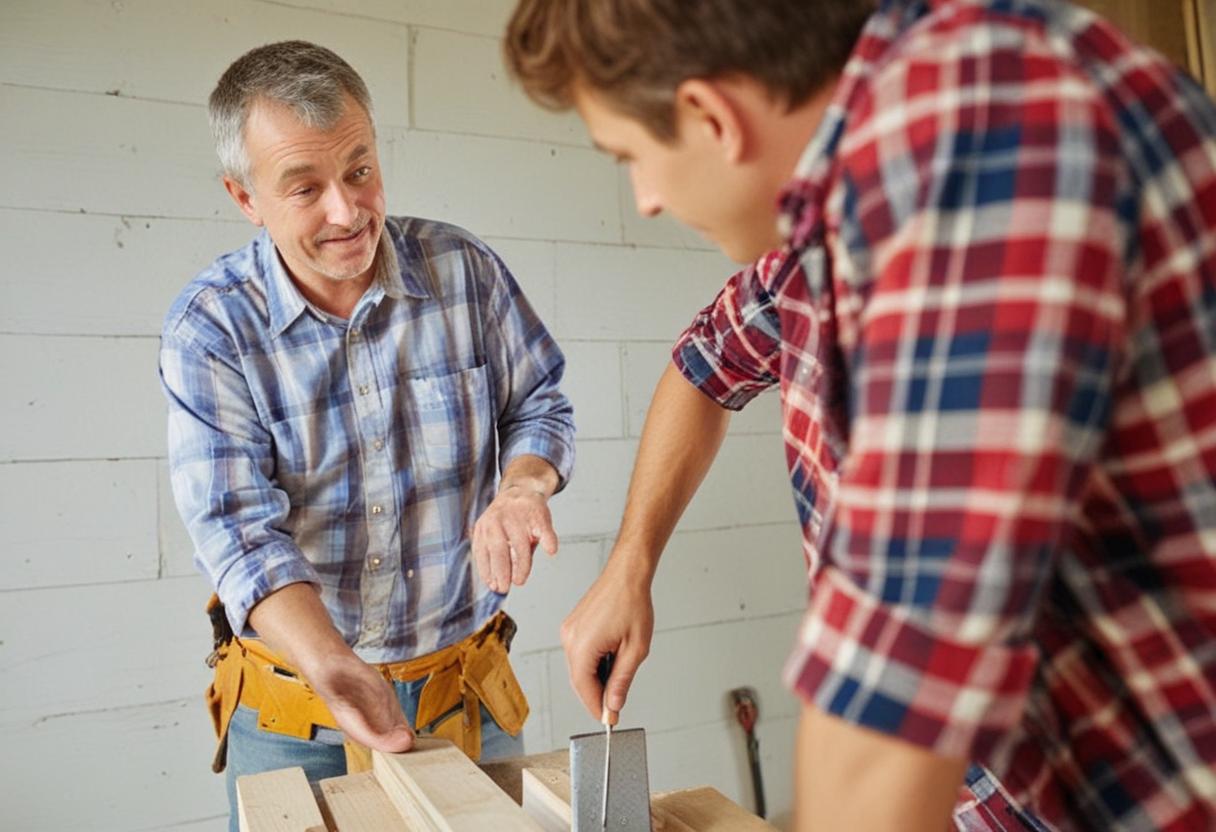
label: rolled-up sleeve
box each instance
[481,251,576,491]
[673,249,787,409]
[783,35,1128,759]
[160,327,318,636]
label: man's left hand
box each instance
[472,458,560,593]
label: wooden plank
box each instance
[651,787,778,832]
[372,738,545,831]
[519,766,778,832]
[236,766,328,832]
[481,749,569,804]
[521,768,572,832]
[319,772,407,832]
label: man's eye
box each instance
[352,166,372,179]
[292,187,314,198]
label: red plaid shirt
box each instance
[673,1,1216,829]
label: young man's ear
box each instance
[222,175,265,227]
[673,78,747,163]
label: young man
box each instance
[160,41,574,827]
[505,1,1216,829]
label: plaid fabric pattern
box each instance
[161,216,574,663]
[674,1,1216,828]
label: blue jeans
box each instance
[224,675,523,831]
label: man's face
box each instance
[224,94,386,289]
[574,85,786,264]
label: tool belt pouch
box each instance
[206,643,243,774]
[205,602,526,770]
[204,594,340,772]
[415,612,529,762]
[205,594,241,774]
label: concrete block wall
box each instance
[0,2,807,829]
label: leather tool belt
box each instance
[203,594,527,773]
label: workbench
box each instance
[235,738,778,831]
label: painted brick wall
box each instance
[0,2,806,829]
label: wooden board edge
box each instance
[236,766,328,832]
[319,771,408,832]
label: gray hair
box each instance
[208,40,375,186]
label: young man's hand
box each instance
[560,554,655,723]
[472,455,561,593]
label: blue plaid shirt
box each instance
[160,216,574,662]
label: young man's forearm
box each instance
[610,363,731,575]
[561,363,731,720]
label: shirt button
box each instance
[373,439,384,451]
[350,328,361,339]
[371,504,383,515]
[369,555,382,568]
[406,568,415,579]
[358,384,369,395]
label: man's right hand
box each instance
[307,651,414,753]
[560,556,655,723]
[560,365,731,723]
[247,582,413,753]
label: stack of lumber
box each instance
[236,737,777,831]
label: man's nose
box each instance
[323,183,359,227]
[630,167,662,218]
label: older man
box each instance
[160,40,574,825]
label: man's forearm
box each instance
[610,363,731,581]
[795,703,968,831]
[500,453,561,497]
[246,581,353,679]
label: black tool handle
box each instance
[596,652,615,721]
[746,731,766,819]
[596,652,615,688]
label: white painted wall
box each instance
[0,2,806,829]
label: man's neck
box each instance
[769,76,840,184]
[281,251,378,321]
[295,272,373,320]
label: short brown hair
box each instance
[504,0,875,140]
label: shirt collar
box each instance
[264,219,426,338]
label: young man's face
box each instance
[224,94,386,290]
[574,85,787,264]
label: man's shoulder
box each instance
[162,232,267,352]
[386,215,499,263]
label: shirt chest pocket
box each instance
[401,364,493,476]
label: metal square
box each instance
[569,727,652,831]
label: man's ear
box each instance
[672,78,747,163]
[222,175,264,227]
